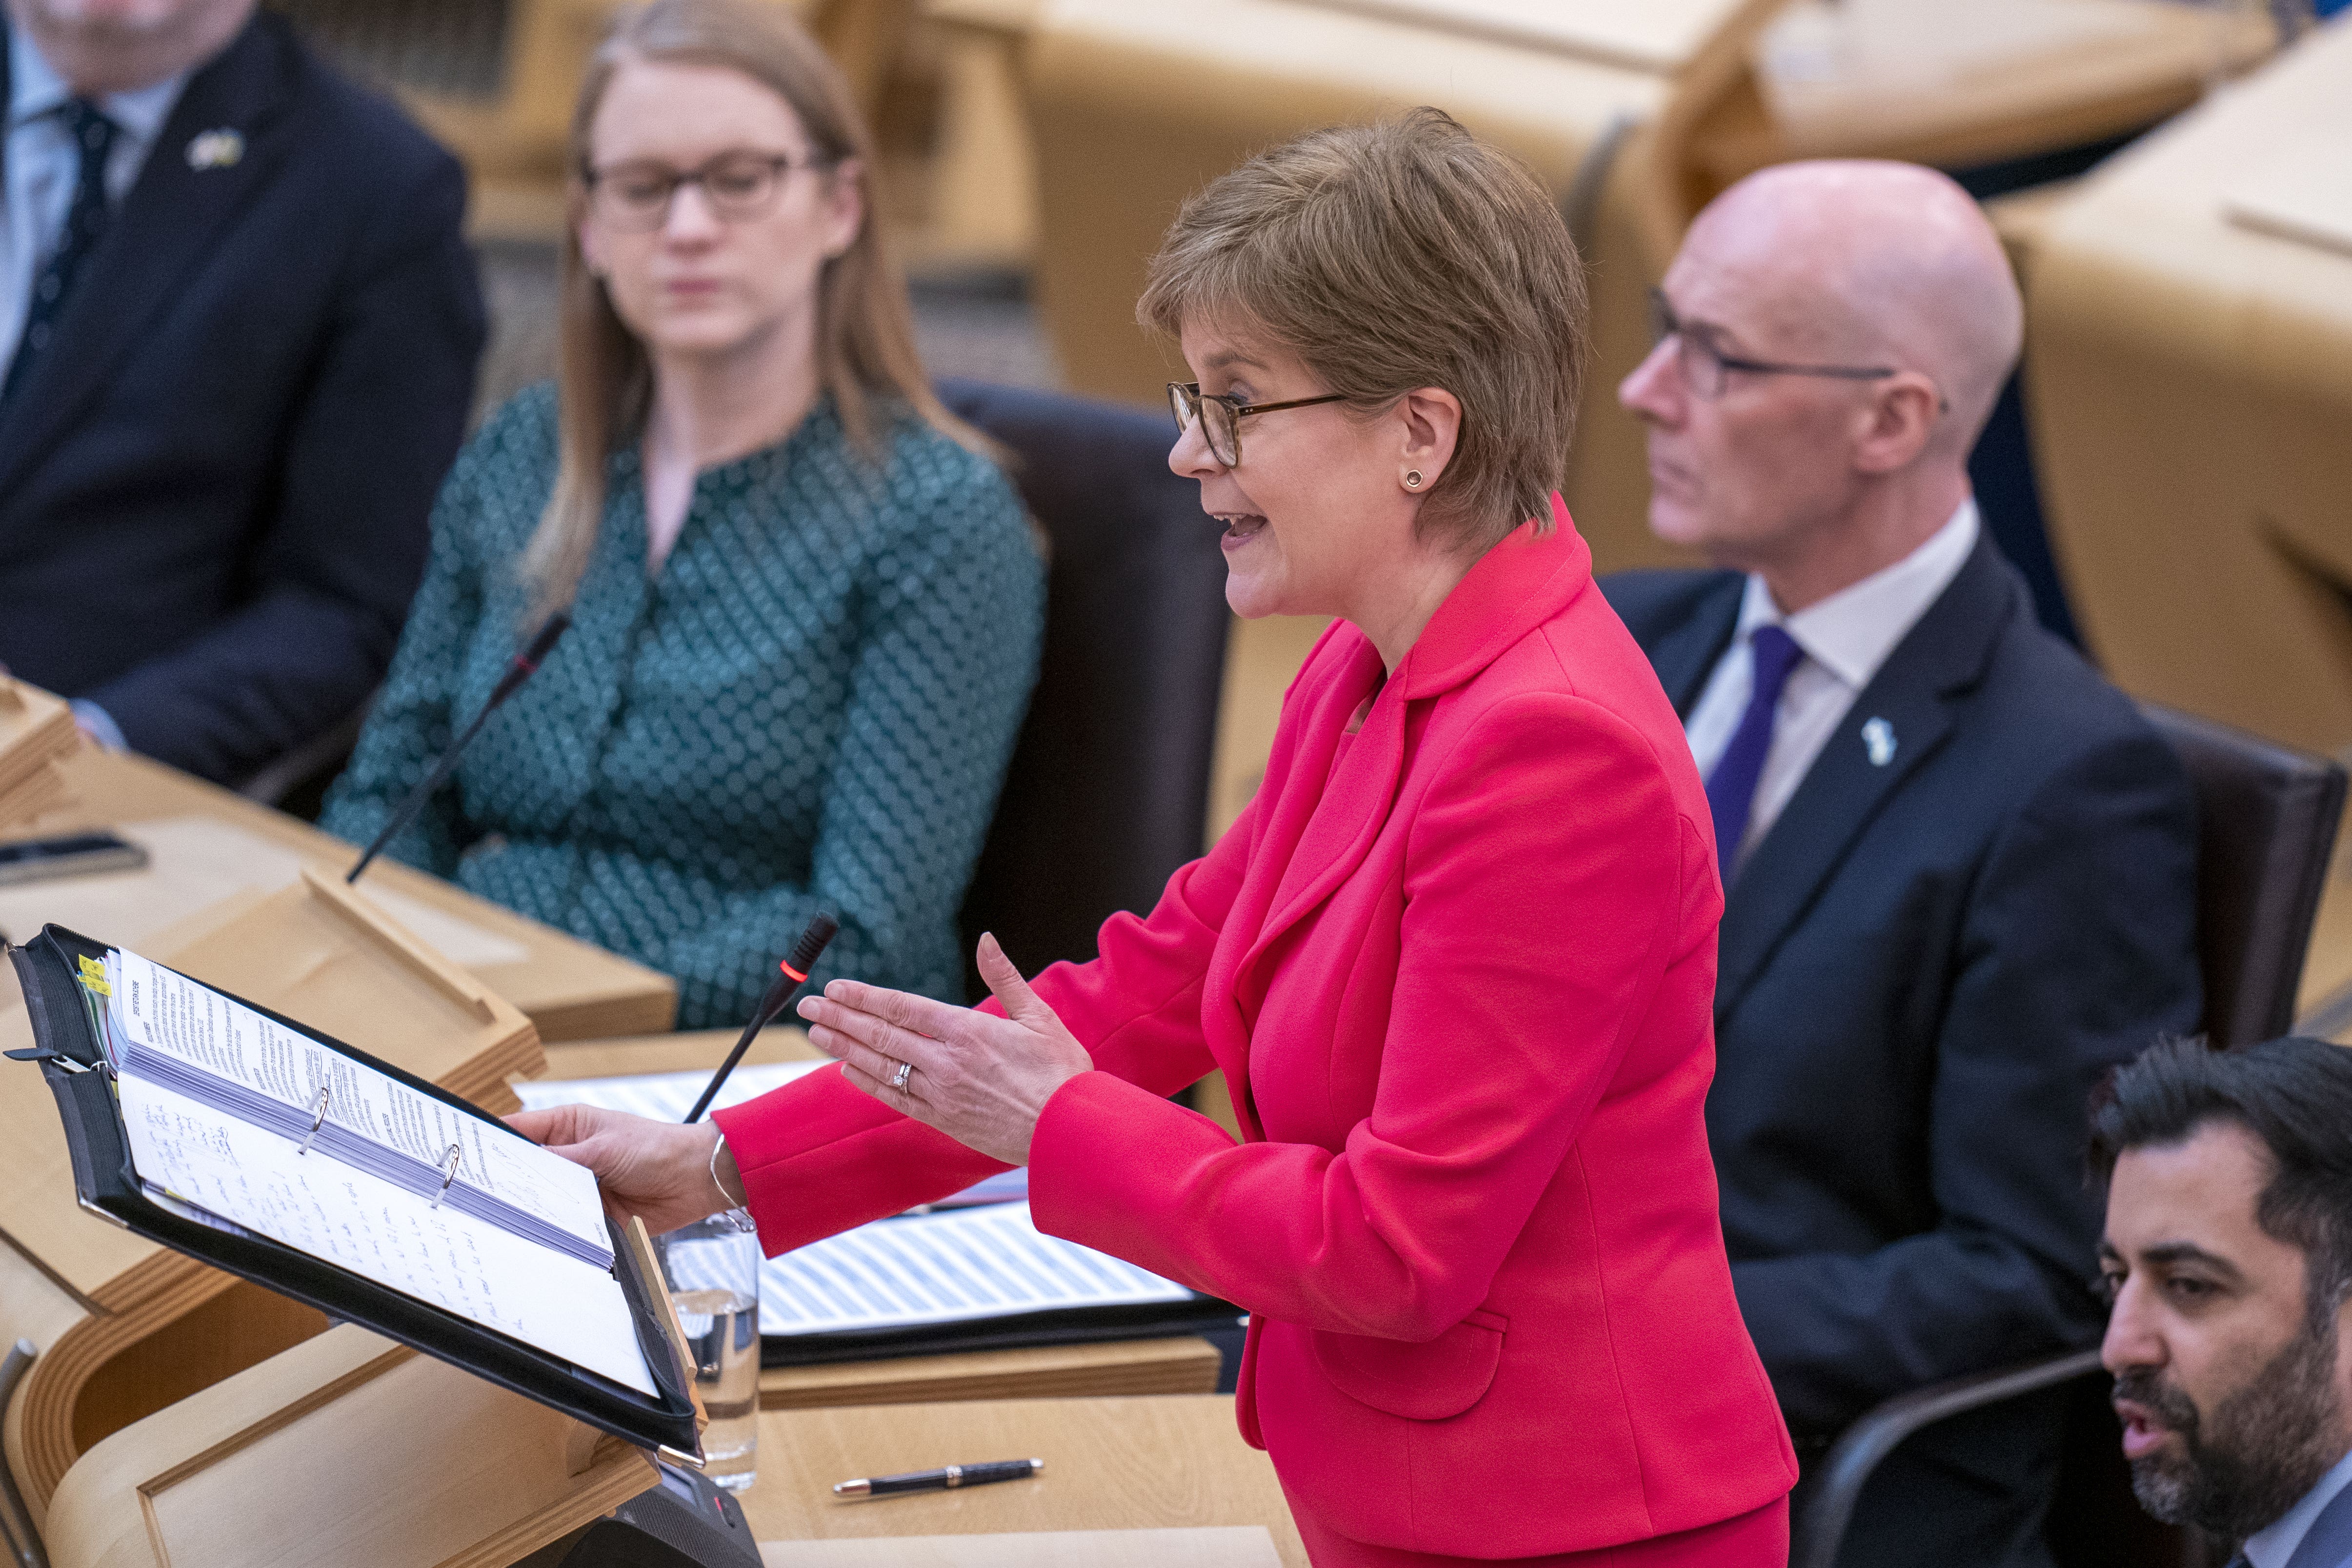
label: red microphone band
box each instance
[779,961,809,984]
[512,656,539,675]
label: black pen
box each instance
[832,1458,1043,1500]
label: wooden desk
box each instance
[740,1396,1306,1568]
[2020,26,2352,1026]
[1015,0,1725,582]
[2029,23,2352,759]
[0,744,674,1041]
[530,1033,1229,1411]
[1738,0,2274,174]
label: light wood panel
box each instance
[0,679,79,835]
[761,1339,1223,1411]
[762,1526,1282,1567]
[739,1396,1305,1568]
[40,1325,655,1568]
[1741,0,2274,173]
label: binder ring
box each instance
[297,1086,332,1155]
[429,1144,462,1208]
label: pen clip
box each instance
[297,1086,332,1155]
[429,1143,462,1207]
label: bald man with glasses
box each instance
[1601,161,2202,1567]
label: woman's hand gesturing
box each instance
[796,933,1090,1165]
[506,1105,737,1235]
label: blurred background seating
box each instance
[256,0,2352,1039]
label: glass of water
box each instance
[657,1208,762,1491]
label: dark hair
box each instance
[2091,1036,2352,1320]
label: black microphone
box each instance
[346,612,571,885]
[686,913,839,1124]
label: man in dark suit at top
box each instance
[1603,160,2202,1566]
[0,0,484,785]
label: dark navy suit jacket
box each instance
[1605,539,2201,1566]
[0,15,483,784]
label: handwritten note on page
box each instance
[110,951,609,1256]
[119,1072,657,1396]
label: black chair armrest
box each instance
[1793,1348,2107,1568]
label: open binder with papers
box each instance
[4,923,702,1461]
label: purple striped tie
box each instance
[1705,623,1803,875]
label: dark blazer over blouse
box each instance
[1604,539,2201,1567]
[0,15,485,784]
[322,387,1044,1029]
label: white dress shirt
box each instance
[2245,1444,2352,1568]
[1684,500,1981,866]
[1,20,189,368]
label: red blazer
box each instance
[716,501,1796,1558]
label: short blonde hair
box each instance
[1139,108,1588,554]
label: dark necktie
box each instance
[2,98,121,406]
[1705,623,1804,874]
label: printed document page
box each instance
[513,1066,1030,1211]
[513,1060,830,1123]
[759,1203,1191,1333]
[110,950,609,1254]
[119,1071,657,1395]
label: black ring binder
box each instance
[4,924,703,1462]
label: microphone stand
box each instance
[347,612,570,885]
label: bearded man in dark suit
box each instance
[0,0,483,784]
[1603,159,2202,1567]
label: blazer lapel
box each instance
[1236,513,1594,976]
[1650,575,1744,716]
[1713,539,2024,1023]
[0,17,295,499]
[1253,656,1408,954]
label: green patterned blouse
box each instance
[322,385,1044,1028]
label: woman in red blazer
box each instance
[516,108,1796,1565]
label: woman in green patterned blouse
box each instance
[323,0,1042,1029]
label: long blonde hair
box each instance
[523,0,988,619]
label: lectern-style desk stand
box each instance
[0,871,544,1525]
[39,1324,657,1568]
[0,681,80,834]
[0,723,676,1043]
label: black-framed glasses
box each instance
[1647,289,1899,401]
[1167,381,1347,467]
[582,148,836,232]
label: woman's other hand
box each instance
[507,1104,737,1235]
[796,933,1090,1165]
